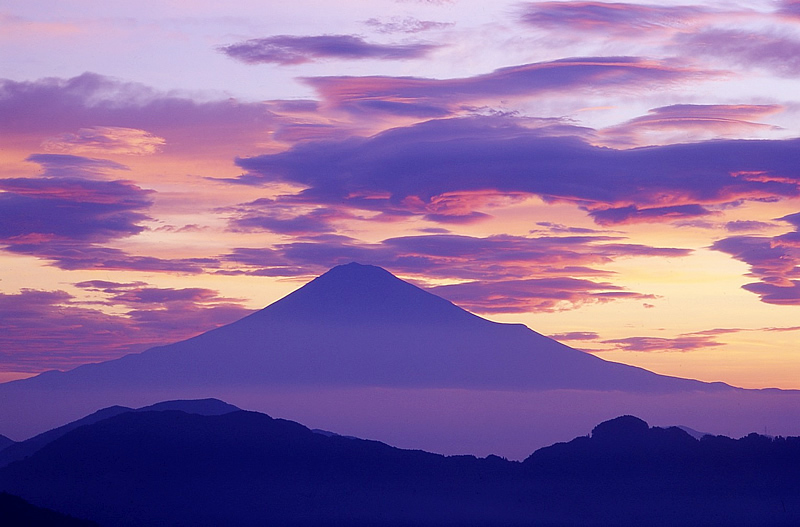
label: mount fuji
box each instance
[1,262,799,458]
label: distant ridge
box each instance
[1,403,799,526]
[0,435,14,452]
[0,399,239,468]
[0,492,99,527]
[136,398,239,415]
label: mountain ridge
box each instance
[7,262,732,393]
[1,402,798,526]
[0,398,239,468]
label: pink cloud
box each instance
[519,2,711,33]
[42,126,165,155]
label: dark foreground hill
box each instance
[0,398,239,469]
[0,435,14,452]
[0,492,99,527]
[1,405,798,526]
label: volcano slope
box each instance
[1,263,798,458]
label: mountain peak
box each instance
[591,415,649,442]
[258,262,480,326]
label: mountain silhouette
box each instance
[0,492,99,527]
[0,436,13,452]
[3,262,799,453]
[5,263,729,392]
[0,399,238,468]
[1,403,798,526]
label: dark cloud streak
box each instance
[220,34,438,65]
[304,57,714,116]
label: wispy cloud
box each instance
[602,335,723,352]
[600,104,784,146]
[519,1,712,34]
[429,277,656,313]
[220,34,439,65]
[0,285,252,372]
[219,232,687,312]
[42,126,165,155]
[711,212,800,305]
[0,73,276,150]
[675,28,800,77]
[304,57,715,116]
[0,155,217,273]
[364,16,453,34]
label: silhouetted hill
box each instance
[524,415,800,525]
[0,435,14,452]
[0,398,238,468]
[0,492,98,527]
[0,409,530,526]
[1,406,799,526]
[135,398,239,415]
[0,406,132,469]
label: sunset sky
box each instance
[2,0,800,390]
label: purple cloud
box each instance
[5,243,215,273]
[235,115,800,225]
[0,177,152,243]
[25,154,129,179]
[676,29,800,77]
[740,281,800,305]
[534,222,605,234]
[712,213,800,305]
[0,156,218,273]
[0,286,252,373]
[304,57,714,116]
[0,74,277,149]
[549,331,601,341]
[220,232,688,312]
[603,335,723,352]
[221,198,355,235]
[589,204,714,225]
[519,2,709,32]
[220,35,438,65]
[779,0,800,19]
[429,277,656,313]
[725,220,775,232]
[601,104,783,146]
